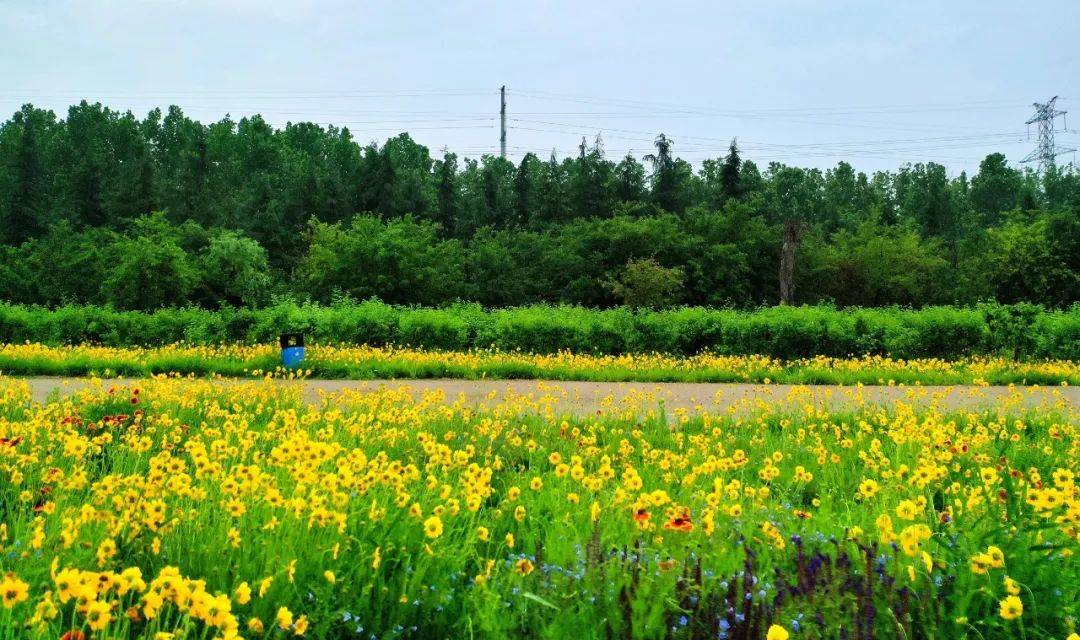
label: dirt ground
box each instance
[20,377,1076,416]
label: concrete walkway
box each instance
[18,377,1076,415]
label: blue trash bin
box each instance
[279,333,305,370]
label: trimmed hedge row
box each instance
[0,302,1075,359]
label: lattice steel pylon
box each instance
[1021,96,1074,172]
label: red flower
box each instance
[663,509,693,532]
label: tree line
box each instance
[0,101,1077,310]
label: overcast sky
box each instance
[2,0,1077,174]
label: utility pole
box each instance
[499,85,507,159]
[579,136,587,159]
[1021,96,1074,172]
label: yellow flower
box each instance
[259,576,273,598]
[858,479,879,499]
[986,546,1005,568]
[324,571,336,584]
[276,606,294,630]
[0,574,30,608]
[999,595,1023,620]
[1004,576,1020,596]
[896,500,918,520]
[372,547,382,570]
[423,515,444,539]
[477,526,490,541]
[514,558,535,576]
[86,599,113,631]
[234,581,252,605]
[248,617,265,633]
[969,553,991,575]
[294,614,309,635]
[766,624,790,640]
[96,538,117,568]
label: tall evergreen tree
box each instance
[434,151,460,234]
[720,138,742,201]
[0,105,53,243]
[610,153,645,203]
[644,134,682,212]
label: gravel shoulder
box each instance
[18,377,1076,415]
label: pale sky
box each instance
[2,0,1078,174]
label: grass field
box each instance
[0,376,1075,639]
[0,342,1077,386]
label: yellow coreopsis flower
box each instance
[234,581,252,605]
[766,625,789,640]
[1004,576,1020,596]
[86,600,113,631]
[294,614,309,635]
[514,558,534,576]
[0,574,30,608]
[276,606,294,630]
[896,500,918,520]
[999,595,1023,621]
[423,515,443,539]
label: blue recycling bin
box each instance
[279,333,305,369]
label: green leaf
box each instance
[521,591,559,610]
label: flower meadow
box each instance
[0,377,1076,639]
[0,342,1077,386]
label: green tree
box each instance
[800,218,948,306]
[513,153,539,226]
[610,153,646,203]
[983,210,1079,306]
[644,134,685,212]
[196,230,272,307]
[568,137,614,219]
[101,214,197,310]
[607,257,684,308]
[535,151,569,225]
[969,153,1022,225]
[298,216,468,305]
[434,151,460,234]
[720,138,742,202]
[0,105,56,243]
[767,164,823,304]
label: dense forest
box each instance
[0,101,1077,311]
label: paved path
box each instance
[18,377,1077,415]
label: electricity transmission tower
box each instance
[1021,96,1074,172]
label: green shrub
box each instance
[0,302,1074,359]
